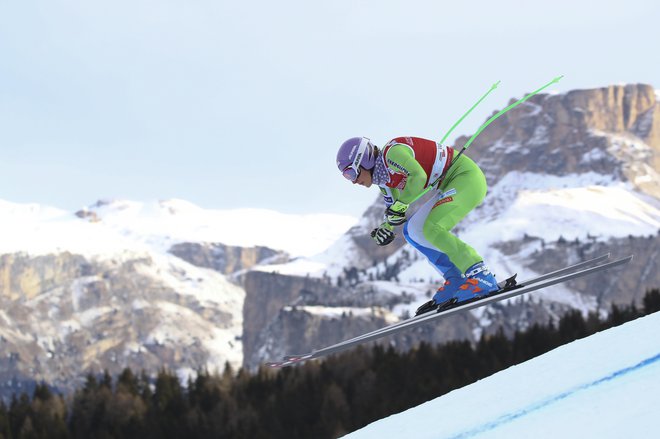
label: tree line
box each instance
[1,289,659,439]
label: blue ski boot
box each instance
[462,261,498,296]
[415,265,462,316]
[432,261,498,310]
[431,274,463,305]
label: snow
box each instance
[145,300,243,367]
[490,139,525,155]
[461,173,660,247]
[527,125,548,147]
[254,258,329,276]
[283,305,399,324]
[397,258,440,283]
[0,198,357,258]
[344,311,660,439]
[133,252,244,310]
[579,147,609,164]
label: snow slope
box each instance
[460,173,660,247]
[345,311,660,439]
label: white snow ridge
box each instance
[0,198,357,258]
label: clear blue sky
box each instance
[1,0,658,217]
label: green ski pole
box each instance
[459,75,563,153]
[410,75,563,205]
[438,80,501,145]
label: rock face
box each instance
[169,242,288,277]
[0,251,245,397]
[242,271,408,367]
[457,84,660,196]
[512,234,660,307]
[242,84,660,371]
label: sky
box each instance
[1,0,659,218]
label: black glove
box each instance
[371,223,395,246]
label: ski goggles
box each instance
[341,137,371,182]
[342,166,360,182]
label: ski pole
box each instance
[410,75,563,204]
[459,75,563,154]
[438,80,501,145]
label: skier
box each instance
[336,136,498,313]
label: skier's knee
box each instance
[422,221,449,244]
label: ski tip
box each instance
[610,254,634,267]
[266,355,311,368]
[283,354,312,362]
[265,361,290,368]
[491,80,501,89]
[552,75,564,83]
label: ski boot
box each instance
[415,267,463,316]
[463,261,498,294]
[436,261,498,310]
[416,262,498,315]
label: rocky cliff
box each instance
[457,84,660,196]
[169,242,288,279]
[0,250,244,397]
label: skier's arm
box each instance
[379,187,396,207]
[385,144,428,204]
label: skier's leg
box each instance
[423,155,498,304]
[422,154,487,273]
[403,197,462,280]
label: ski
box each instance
[308,253,612,350]
[280,253,611,360]
[265,254,631,368]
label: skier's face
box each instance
[353,167,372,188]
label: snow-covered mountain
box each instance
[345,310,660,439]
[0,198,356,258]
[245,83,660,369]
[0,198,355,396]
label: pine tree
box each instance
[643,289,660,314]
[151,369,189,439]
[9,393,31,438]
[0,400,10,439]
[28,384,68,439]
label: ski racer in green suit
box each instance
[336,136,498,313]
